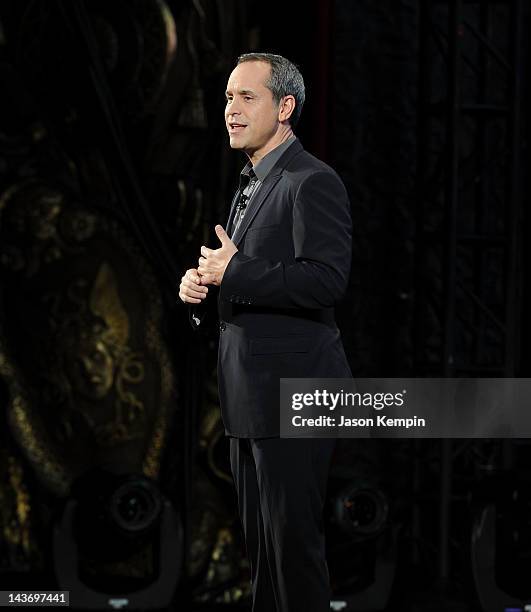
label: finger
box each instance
[185,269,202,284]
[200,245,213,257]
[182,280,208,295]
[183,287,207,299]
[182,296,202,304]
[183,277,207,292]
[179,291,202,304]
[215,224,230,246]
[198,256,208,267]
[200,273,216,285]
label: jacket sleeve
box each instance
[219,170,352,309]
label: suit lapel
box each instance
[232,170,282,246]
[225,190,240,237]
[230,139,305,246]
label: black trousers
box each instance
[229,436,336,612]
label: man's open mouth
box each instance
[229,123,247,131]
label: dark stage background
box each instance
[0,1,530,610]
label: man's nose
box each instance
[226,99,241,115]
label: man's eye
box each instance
[244,96,252,101]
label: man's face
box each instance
[224,61,281,157]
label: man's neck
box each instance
[248,127,294,166]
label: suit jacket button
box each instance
[219,321,226,332]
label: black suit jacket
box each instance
[197,139,352,437]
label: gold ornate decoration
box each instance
[0,178,177,496]
[0,447,41,570]
[54,261,147,446]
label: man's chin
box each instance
[228,137,245,150]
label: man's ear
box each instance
[278,95,296,123]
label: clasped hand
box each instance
[178,225,238,304]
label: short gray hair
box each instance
[237,53,305,128]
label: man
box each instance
[179,53,352,612]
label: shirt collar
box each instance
[239,136,297,183]
[238,162,255,191]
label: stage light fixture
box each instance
[334,483,389,541]
[54,469,182,609]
